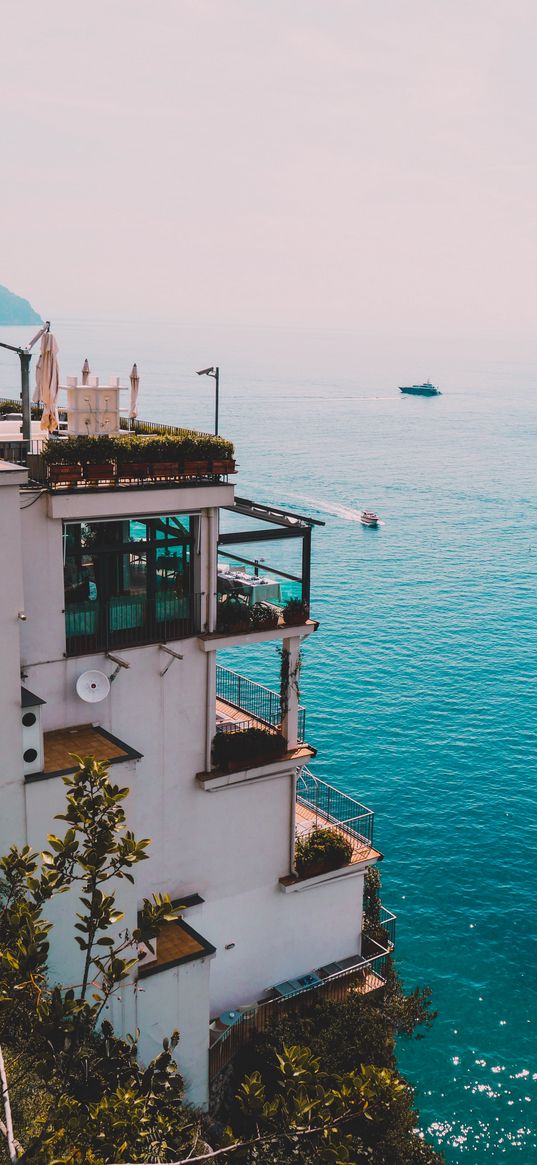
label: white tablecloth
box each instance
[218,570,281,604]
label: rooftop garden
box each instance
[28,432,235,487]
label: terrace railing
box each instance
[296,768,375,850]
[379,906,397,950]
[209,948,390,1083]
[65,592,205,656]
[216,665,306,742]
[119,417,214,439]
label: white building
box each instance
[0,404,394,1109]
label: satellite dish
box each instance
[76,670,111,703]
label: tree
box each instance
[0,761,442,1164]
[218,868,442,1165]
[0,758,194,1163]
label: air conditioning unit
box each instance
[21,687,46,776]
[316,955,366,979]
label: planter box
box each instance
[83,463,116,483]
[211,458,236,474]
[152,461,180,480]
[117,462,151,481]
[183,459,209,475]
[48,464,82,486]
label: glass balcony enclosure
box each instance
[63,512,198,654]
[218,496,324,614]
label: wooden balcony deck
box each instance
[295,801,381,865]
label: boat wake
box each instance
[289,494,384,525]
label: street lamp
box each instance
[196,365,219,435]
[0,321,51,460]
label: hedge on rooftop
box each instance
[41,432,234,465]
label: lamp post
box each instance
[0,321,50,460]
[196,365,220,435]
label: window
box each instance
[64,514,199,654]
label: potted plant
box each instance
[295,827,353,879]
[282,598,310,626]
[250,602,280,631]
[217,595,254,634]
[212,727,286,772]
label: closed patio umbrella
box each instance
[33,330,60,432]
[82,358,90,384]
[129,363,139,421]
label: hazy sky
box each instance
[3,0,536,336]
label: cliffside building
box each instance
[0,403,394,1107]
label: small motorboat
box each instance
[360,510,380,527]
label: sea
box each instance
[1,318,536,1161]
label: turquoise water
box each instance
[2,321,536,1159]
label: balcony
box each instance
[280,770,381,889]
[204,497,325,645]
[208,943,394,1083]
[216,665,306,742]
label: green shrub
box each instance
[295,827,353,877]
[42,432,234,466]
[282,597,310,625]
[0,397,42,418]
[217,595,254,633]
[250,601,280,630]
[212,727,287,770]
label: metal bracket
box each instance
[159,644,184,677]
[106,652,131,682]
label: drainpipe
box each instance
[205,653,216,773]
[204,508,218,771]
[290,768,298,875]
[207,508,217,633]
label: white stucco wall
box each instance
[137,956,212,1109]
[196,872,365,1016]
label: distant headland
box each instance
[0,285,42,326]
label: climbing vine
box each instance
[278,646,302,719]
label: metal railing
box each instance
[296,769,375,849]
[25,453,234,490]
[0,438,44,465]
[65,591,205,656]
[379,906,397,950]
[0,399,211,442]
[209,948,389,1082]
[119,417,214,439]
[216,665,306,742]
